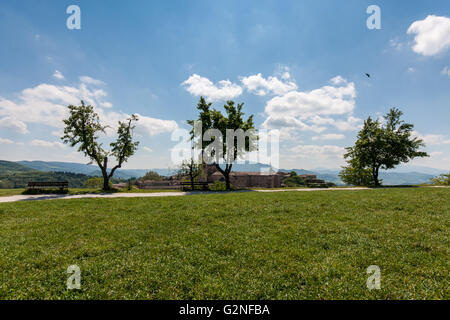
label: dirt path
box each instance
[0,187,373,203]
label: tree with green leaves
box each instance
[430,173,450,185]
[84,177,108,189]
[342,108,428,186]
[283,171,306,187]
[62,101,139,190]
[140,170,163,181]
[178,158,203,190]
[339,158,375,186]
[188,97,256,190]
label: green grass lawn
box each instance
[0,188,448,299]
[0,189,24,197]
[0,188,182,197]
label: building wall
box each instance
[203,164,288,188]
[209,173,284,188]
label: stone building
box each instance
[135,179,180,190]
[202,164,290,188]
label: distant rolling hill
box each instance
[0,160,92,188]
[18,161,98,175]
[378,172,436,186]
[0,160,35,173]
[18,161,149,179]
[7,160,446,186]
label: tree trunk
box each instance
[373,166,380,187]
[103,175,110,190]
[224,164,232,190]
[225,172,231,191]
[190,173,195,190]
[102,157,110,191]
[213,163,233,191]
[101,168,110,190]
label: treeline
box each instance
[0,171,92,189]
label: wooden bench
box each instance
[180,181,209,191]
[27,181,69,191]
[306,182,328,188]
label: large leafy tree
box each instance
[342,108,428,186]
[188,97,256,190]
[62,101,139,190]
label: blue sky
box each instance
[0,0,449,170]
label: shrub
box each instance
[284,172,305,187]
[22,188,69,195]
[339,164,375,186]
[84,177,110,189]
[140,171,162,181]
[210,181,236,191]
[430,173,450,186]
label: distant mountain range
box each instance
[17,161,150,180]
[6,160,447,186]
[0,160,91,188]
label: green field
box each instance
[0,188,182,197]
[0,188,448,299]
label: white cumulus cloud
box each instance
[30,139,66,149]
[333,116,363,131]
[290,144,346,159]
[262,76,357,132]
[407,15,450,56]
[53,70,65,80]
[134,113,178,137]
[0,137,14,144]
[182,74,243,101]
[329,75,347,85]
[312,133,345,141]
[0,116,29,134]
[0,83,106,129]
[241,72,297,96]
[441,66,450,76]
[413,131,450,145]
[79,76,105,86]
[0,79,179,139]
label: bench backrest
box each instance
[180,181,208,185]
[28,181,69,187]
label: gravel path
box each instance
[0,187,372,203]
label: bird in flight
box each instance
[365,73,371,78]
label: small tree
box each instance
[178,158,203,190]
[84,177,107,189]
[342,108,428,187]
[284,172,306,187]
[62,101,139,190]
[430,173,450,185]
[140,171,163,181]
[188,97,256,190]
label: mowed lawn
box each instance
[0,188,448,299]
